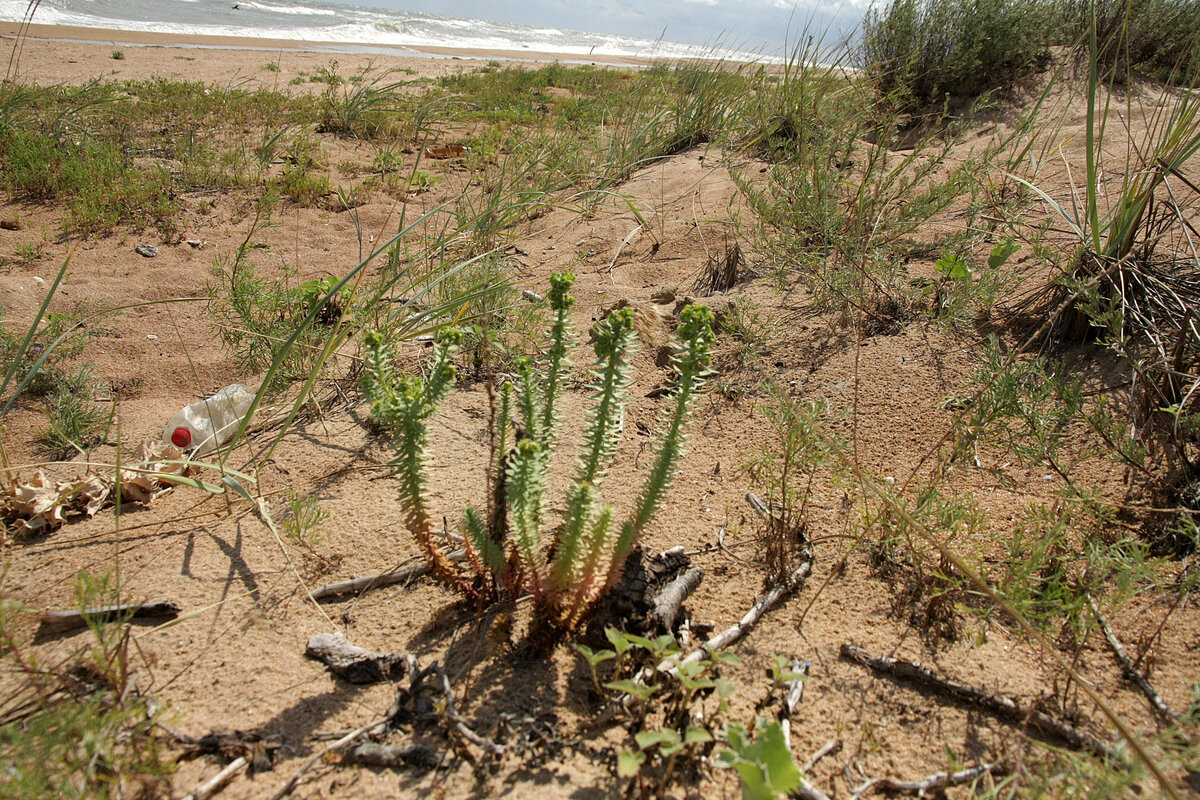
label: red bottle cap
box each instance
[171,427,192,448]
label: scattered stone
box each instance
[135,243,158,258]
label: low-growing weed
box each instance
[37,362,111,458]
[859,0,1052,110]
[0,570,175,799]
[317,62,410,140]
[280,489,328,552]
[580,629,803,800]
[744,385,834,581]
[719,297,779,367]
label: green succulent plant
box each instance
[364,270,714,643]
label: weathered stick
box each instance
[672,555,812,672]
[850,762,1004,798]
[38,601,181,636]
[778,659,808,745]
[306,632,414,684]
[839,643,1121,761]
[1087,594,1185,729]
[652,566,704,631]
[182,756,247,800]
[310,564,429,601]
[309,550,466,601]
[342,742,439,770]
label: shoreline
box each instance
[0,22,671,68]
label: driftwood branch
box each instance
[309,549,466,601]
[342,742,439,770]
[306,632,414,684]
[839,644,1121,761]
[851,762,1005,798]
[37,600,181,636]
[182,756,247,800]
[652,566,704,631]
[1087,594,1185,729]
[309,564,429,601]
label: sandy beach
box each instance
[1,21,659,86]
[1,14,1198,800]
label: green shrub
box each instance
[1059,0,1200,81]
[859,0,1053,109]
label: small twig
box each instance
[850,762,1004,798]
[774,660,831,800]
[435,667,503,756]
[1087,594,1186,731]
[671,554,812,673]
[37,601,181,636]
[780,660,808,728]
[309,550,466,601]
[839,644,1121,762]
[746,491,779,523]
[269,718,385,800]
[182,756,247,800]
[801,739,842,774]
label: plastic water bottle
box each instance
[162,384,254,455]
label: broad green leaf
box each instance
[605,627,634,655]
[635,729,680,751]
[575,644,615,665]
[679,675,716,693]
[987,239,1020,269]
[618,749,645,777]
[605,680,654,700]
[935,251,972,281]
[623,632,658,652]
[719,721,802,800]
[685,727,713,744]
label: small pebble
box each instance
[32,276,44,288]
[135,243,158,258]
[147,334,159,341]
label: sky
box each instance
[322,0,866,56]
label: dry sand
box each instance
[0,24,1196,800]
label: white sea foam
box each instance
[235,2,339,16]
[0,0,781,62]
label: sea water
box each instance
[0,0,771,61]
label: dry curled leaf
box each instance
[2,442,196,538]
